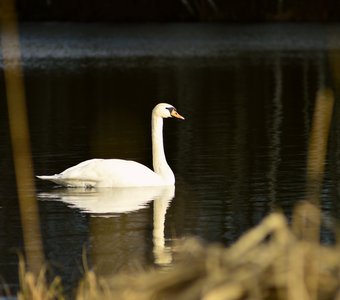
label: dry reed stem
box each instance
[1,0,45,275]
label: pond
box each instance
[1,23,340,296]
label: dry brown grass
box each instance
[15,205,340,300]
[73,204,340,300]
[17,256,64,300]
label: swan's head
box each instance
[153,103,185,120]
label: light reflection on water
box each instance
[1,29,340,292]
[39,186,174,273]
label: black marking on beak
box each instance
[166,106,176,116]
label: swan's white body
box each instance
[37,103,184,188]
[38,159,165,187]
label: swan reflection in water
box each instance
[39,185,175,266]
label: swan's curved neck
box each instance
[152,115,175,184]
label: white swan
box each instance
[37,103,184,187]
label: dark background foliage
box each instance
[16,0,340,22]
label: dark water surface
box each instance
[1,23,340,295]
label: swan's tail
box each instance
[36,175,63,185]
[37,175,96,188]
[37,175,57,180]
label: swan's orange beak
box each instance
[171,110,185,120]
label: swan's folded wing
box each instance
[41,158,165,187]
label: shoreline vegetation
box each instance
[16,205,340,300]
[14,0,340,22]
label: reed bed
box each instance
[17,256,64,300]
[14,197,340,300]
[15,203,340,300]
[71,204,340,300]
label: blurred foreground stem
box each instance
[293,88,334,244]
[0,0,44,275]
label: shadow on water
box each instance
[2,22,340,295]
